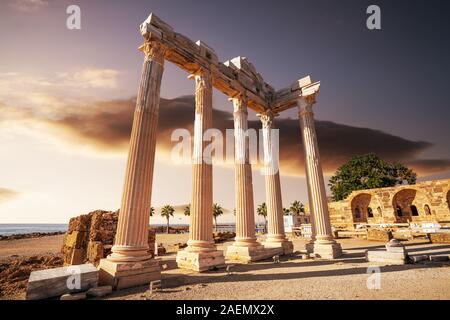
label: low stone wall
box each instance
[429,232,450,244]
[62,210,155,266]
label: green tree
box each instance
[184,204,191,217]
[329,153,417,201]
[257,202,268,233]
[161,205,175,234]
[212,203,224,232]
[289,201,305,216]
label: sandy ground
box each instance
[106,237,450,300]
[0,235,65,262]
[1,234,450,300]
[0,234,188,262]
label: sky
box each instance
[0,0,449,224]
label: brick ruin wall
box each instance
[61,210,155,266]
[328,179,450,230]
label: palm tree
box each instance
[289,200,305,216]
[184,204,191,217]
[161,205,175,234]
[212,203,224,232]
[257,202,268,233]
[150,206,155,217]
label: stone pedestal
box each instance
[263,239,294,255]
[98,259,160,290]
[312,241,343,259]
[176,249,225,272]
[226,244,283,263]
[365,239,408,265]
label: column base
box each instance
[176,249,225,272]
[305,242,315,254]
[313,241,342,259]
[263,240,294,255]
[98,258,161,290]
[226,243,282,263]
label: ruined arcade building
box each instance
[97,13,342,289]
[329,179,450,229]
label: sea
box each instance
[0,223,239,236]
[0,224,68,236]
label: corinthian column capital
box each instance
[258,110,276,129]
[231,94,248,114]
[139,41,166,65]
[297,93,317,117]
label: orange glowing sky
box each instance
[1,0,449,224]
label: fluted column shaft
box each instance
[298,95,334,243]
[110,42,165,262]
[260,113,287,243]
[233,96,258,247]
[187,69,214,252]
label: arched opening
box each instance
[447,190,450,210]
[351,193,372,223]
[392,189,418,222]
[410,205,419,216]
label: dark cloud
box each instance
[0,188,19,204]
[7,95,450,177]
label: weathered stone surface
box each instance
[60,292,87,300]
[62,210,156,266]
[226,245,282,263]
[367,229,393,242]
[329,179,450,229]
[365,249,407,265]
[176,250,225,272]
[98,259,161,290]
[429,232,450,244]
[429,255,449,262]
[26,264,98,300]
[411,255,429,263]
[86,285,112,298]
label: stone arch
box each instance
[350,193,372,223]
[392,188,421,222]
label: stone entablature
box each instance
[329,179,450,229]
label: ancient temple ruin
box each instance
[98,13,341,289]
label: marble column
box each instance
[297,92,342,259]
[176,69,225,271]
[259,112,293,255]
[98,41,165,289]
[225,95,264,262]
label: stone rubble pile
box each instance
[61,210,155,266]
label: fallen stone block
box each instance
[367,229,393,242]
[365,249,407,265]
[26,263,98,300]
[60,292,87,300]
[429,255,449,262]
[411,255,429,263]
[86,285,112,298]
